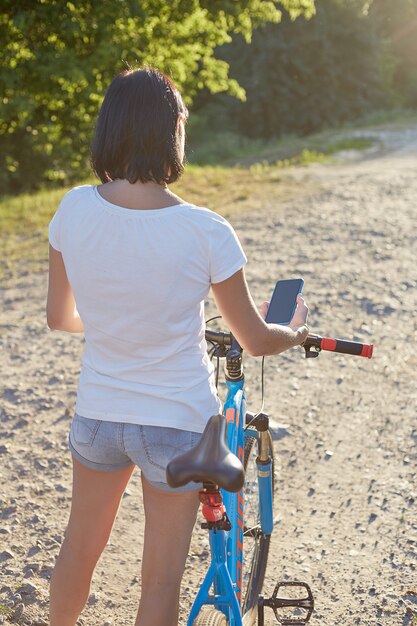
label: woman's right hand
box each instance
[288,294,309,345]
[289,294,309,329]
[212,269,310,356]
[260,301,269,320]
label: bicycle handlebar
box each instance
[205,329,232,346]
[303,333,373,358]
[205,329,374,359]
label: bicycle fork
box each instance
[246,413,314,625]
[252,413,274,536]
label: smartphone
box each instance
[265,278,304,325]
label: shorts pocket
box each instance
[71,414,101,446]
[190,431,202,448]
[140,426,201,470]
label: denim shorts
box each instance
[68,412,202,492]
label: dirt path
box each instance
[1,126,416,626]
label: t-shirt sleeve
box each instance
[209,215,248,284]
[48,186,83,252]
[48,209,62,252]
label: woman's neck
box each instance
[97,179,185,210]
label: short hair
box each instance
[91,67,188,185]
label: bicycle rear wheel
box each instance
[193,607,228,625]
[241,428,274,624]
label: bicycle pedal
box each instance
[258,581,314,626]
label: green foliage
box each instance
[367,0,417,107]
[208,0,389,139]
[0,0,314,193]
[324,136,375,153]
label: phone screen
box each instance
[265,278,304,325]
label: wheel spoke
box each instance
[243,524,262,537]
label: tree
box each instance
[0,0,315,193]
[367,0,417,106]
[208,0,388,139]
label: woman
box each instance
[46,67,308,626]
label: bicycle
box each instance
[167,320,374,626]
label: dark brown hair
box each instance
[91,67,187,185]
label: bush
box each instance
[0,0,315,194]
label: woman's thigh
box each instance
[65,457,134,556]
[140,474,200,586]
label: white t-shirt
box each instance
[48,185,247,432]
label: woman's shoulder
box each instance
[184,204,233,228]
[59,184,93,207]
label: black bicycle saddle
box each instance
[166,413,245,492]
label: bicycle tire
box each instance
[193,606,229,625]
[241,428,274,624]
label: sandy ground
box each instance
[1,125,416,626]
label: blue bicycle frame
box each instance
[187,375,274,626]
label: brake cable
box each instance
[205,316,266,427]
[244,356,265,431]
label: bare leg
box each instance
[135,475,200,626]
[49,457,134,626]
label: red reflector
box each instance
[321,338,337,351]
[199,491,223,506]
[202,503,226,522]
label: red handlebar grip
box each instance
[360,343,374,359]
[321,338,337,351]
[319,336,373,358]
